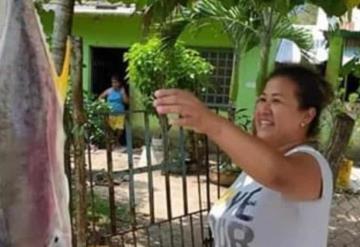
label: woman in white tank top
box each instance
[154,64,334,247]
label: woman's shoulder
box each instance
[102,87,112,94]
[287,144,333,196]
[286,144,324,159]
[285,144,328,168]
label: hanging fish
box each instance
[0,0,72,246]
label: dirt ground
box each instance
[87,147,360,247]
[88,147,226,246]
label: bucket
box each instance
[336,158,353,189]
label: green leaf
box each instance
[272,18,313,56]
[349,93,359,103]
[341,57,358,76]
[125,37,213,114]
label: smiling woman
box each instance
[255,66,333,147]
[154,64,334,247]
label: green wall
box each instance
[39,11,232,92]
[235,42,279,116]
[39,10,276,132]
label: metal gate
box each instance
[75,106,235,247]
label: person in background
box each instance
[99,74,129,150]
[154,64,334,247]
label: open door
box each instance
[91,46,129,97]
[91,46,129,145]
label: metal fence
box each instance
[69,106,235,247]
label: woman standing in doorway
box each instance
[154,65,333,247]
[99,74,129,149]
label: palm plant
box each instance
[123,0,195,37]
[161,0,313,102]
[254,1,314,94]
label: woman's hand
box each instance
[154,91,322,201]
[154,89,218,134]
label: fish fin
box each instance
[33,3,71,106]
[53,38,71,105]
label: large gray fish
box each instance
[0,0,72,246]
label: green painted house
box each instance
[39,2,279,117]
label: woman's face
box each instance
[111,79,121,89]
[254,76,315,149]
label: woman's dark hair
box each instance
[266,64,334,137]
[111,74,121,82]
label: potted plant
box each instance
[209,155,242,187]
[209,107,251,186]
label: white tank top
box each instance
[208,145,333,247]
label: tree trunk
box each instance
[323,30,351,188]
[255,8,274,96]
[325,33,344,88]
[256,32,272,96]
[52,0,75,74]
[71,37,87,247]
[229,47,241,103]
[325,113,355,187]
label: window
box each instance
[199,48,234,106]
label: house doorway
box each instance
[341,73,360,101]
[90,46,129,97]
[91,47,129,145]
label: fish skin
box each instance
[0,1,6,37]
[0,0,72,246]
